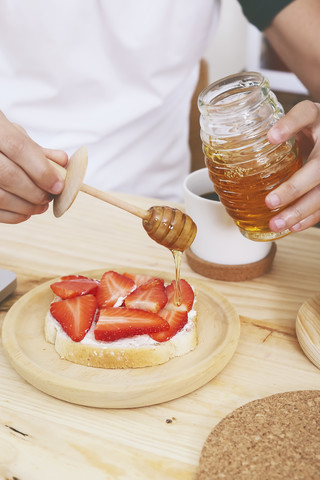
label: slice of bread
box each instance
[45,308,198,368]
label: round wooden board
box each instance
[2,267,240,408]
[296,294,320,370]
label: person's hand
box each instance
[265,100,320,233]
[0,111,68,224]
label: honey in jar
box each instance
[198,72,302,242]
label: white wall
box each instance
[204,0,248,83]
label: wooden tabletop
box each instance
[0,191,319,479]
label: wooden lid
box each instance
[186,242,276,282]
[197,390,320,480]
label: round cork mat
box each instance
[197,390,320,480]
[186,242,276,282]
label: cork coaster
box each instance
[197,390,320,480]
[186,242,276,282]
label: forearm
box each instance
[264,0,320,101]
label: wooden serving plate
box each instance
[296,294,320,370]
[2,268,240,408]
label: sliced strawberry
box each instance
[123,272,159,287]
[94,307,169,342]
[165,279,194,312]
[50,276,99,299]
[60,274,90,281]
[150,309,188,342]
[50,294,97,342]
[124,278,167,313]
[96,271,135,308]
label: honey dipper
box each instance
[50,147,197,252]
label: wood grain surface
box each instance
[0,191,319,479]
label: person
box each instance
[0,0,319,226]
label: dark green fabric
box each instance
[237,0,294,31]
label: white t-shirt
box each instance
[0,0,220,201]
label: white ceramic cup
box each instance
[183,168,272,265]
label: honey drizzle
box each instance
[172,249,182,306]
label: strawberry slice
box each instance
[50,294,97,342]
[60,274,90,281]
[50,276,99,299]
[94,307,169,342]
[124,278,167,313]
[96,271,135,308]
[165,279,194,312]
[150,309,188,342]
[123,272,159,287]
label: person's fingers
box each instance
[295,131,315,162]
[264,102,320,234]
[0,210,32,224]
[12,123,69,168]
[267,100,320,144]
[0,117,67,225]
[0,187,49,216]
[269,183,320,232]
[289,210,320,232]
[0,111,64,194]
[42,147,68,167]
[265,152,320,210]
[0,152,53,204]
[266,102,320,231]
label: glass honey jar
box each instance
[198,71,302,242]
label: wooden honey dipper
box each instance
[51,147,197,252]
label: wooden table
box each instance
[0,191,319,479]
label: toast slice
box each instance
[45,271,198,368]
[45,308,198,368]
